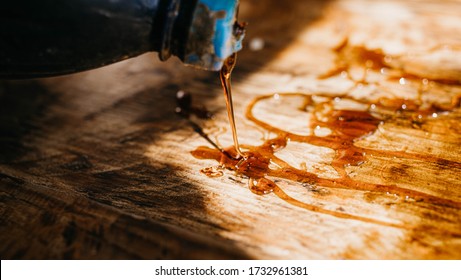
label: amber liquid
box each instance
[220,53,245,158]
[191,41,461,229]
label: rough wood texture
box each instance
[1,0,461,259]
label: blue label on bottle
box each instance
[185,0,243,71]
[199,0,241,57]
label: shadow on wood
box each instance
[0,0,335,259]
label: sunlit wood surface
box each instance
[1,0,460,259]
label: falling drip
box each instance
[220,53,245,159]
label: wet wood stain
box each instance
[190,42,461,229]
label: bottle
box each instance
[0,0,244,78]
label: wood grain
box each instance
[1,0,461,259]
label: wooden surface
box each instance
[1,0,461,259]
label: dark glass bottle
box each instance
[0,0,244,78]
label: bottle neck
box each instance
[154,0,195,62]
[156,0,244,71]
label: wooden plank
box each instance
[1,0,461,259]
